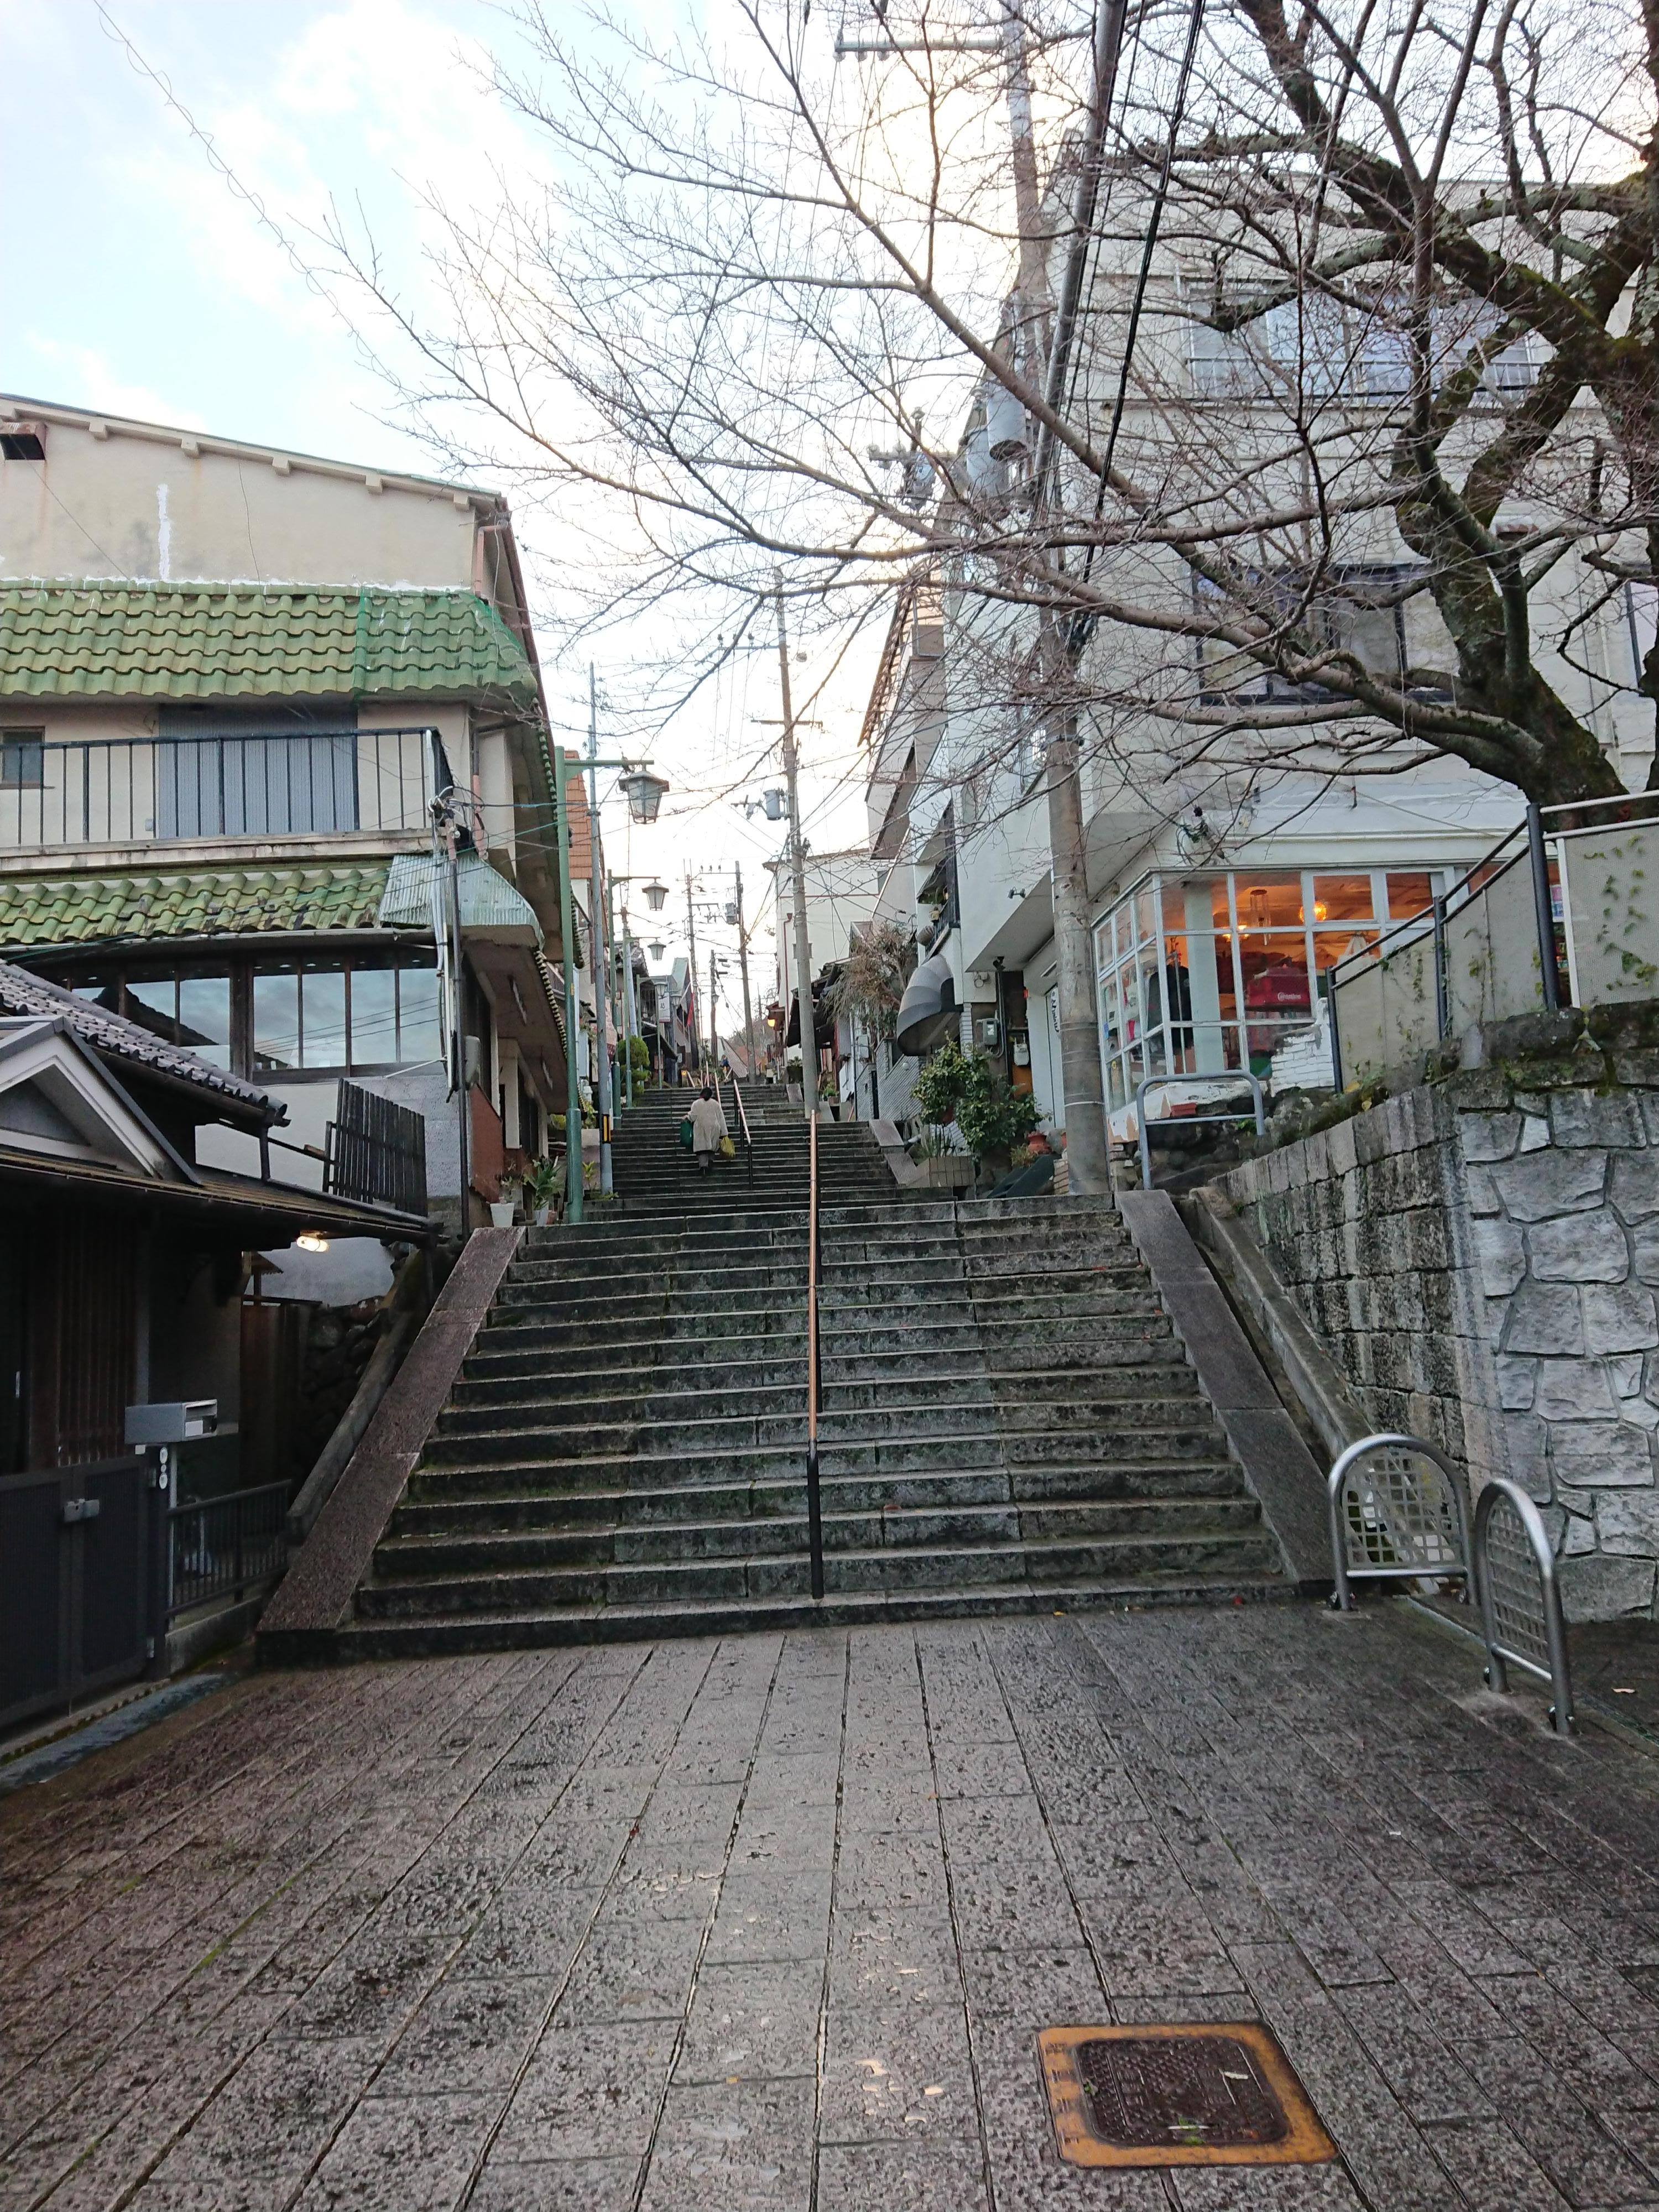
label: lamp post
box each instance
[551,728,667,1225]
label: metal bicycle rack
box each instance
[1473,1479,1576,1736]
[1133,1073,1266,1191]
[1326,1432,1474,1611]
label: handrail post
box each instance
[1526,803,1563,1013]
[806,1109,825,1600]
[1431,893,1449,1040]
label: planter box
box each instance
[918,1155,976,1189]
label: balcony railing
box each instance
[1329,794,1659,1087]
[325,1079,428,1215]
[0,726,446,851]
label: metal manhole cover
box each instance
[1038,2022,1335,2169]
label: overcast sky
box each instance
[0,0,877,1024]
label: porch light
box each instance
[295,1230,330,1254]
[643,880,669,911]
[622,769,669,824]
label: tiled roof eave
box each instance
[0,585,538,706]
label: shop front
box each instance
[1094,865,1443,1117]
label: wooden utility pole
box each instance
[733,858,755,1079]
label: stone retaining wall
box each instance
[1220,1014,1659,1619]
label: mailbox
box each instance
[124,1400,219,1447]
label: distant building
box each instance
[766,848,879,1073]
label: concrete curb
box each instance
[1119,1188,1331,1590]
[257,1228,521,1662]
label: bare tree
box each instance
[334,0,1658,816]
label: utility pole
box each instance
[552,744,583,1224]
[684,873,701,1079]
[733,859,754,1080]
[709,947,720,1070]
[586,666,613,1196]
[833,1,1119,1194]
[619,902,637,1106]
[775,580,817,1121]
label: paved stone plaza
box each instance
[9,1603,1659,2209]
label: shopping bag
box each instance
[679,1117,694,1150]
[718,1135,736,1159]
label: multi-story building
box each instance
[867,187,1655,1155]
[767,846,879,1088]
[0,394,585,1293]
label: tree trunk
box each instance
[1045,728,1113,1196]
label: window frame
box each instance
[34,946,442,1083]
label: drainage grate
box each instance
[1039,2023,1335,2169]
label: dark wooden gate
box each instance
[0,1456,157,1735]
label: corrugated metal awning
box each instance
[895,950,957,1056]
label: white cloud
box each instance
[15,337,211,431]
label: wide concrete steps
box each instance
[354,1525,1280,1621]
[346,1174,1287,1650]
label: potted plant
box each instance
[488,1173,518,1230]
[524,1156,561,1226]
[911,1121,975,1190]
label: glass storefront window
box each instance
[300,968,348,1068]
[177,975,232,1069]
[1096,863,1451,1109]
[1312,874,1373,922]
[1385,872,1434,920]
[1235,877,1304,932]
[395,963,442,1065]
[254,970,300,1071]
[349,967,398,1064]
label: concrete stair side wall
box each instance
[1219,1018,1659,1620]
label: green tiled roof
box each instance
[0,862,393,948]
[0,585,538,705]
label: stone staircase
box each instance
[604,1085,897,1216]
[334,1108,1284,1649]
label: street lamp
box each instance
[648,940,665,962]
[643,880,668,912]
[623,770,669,825]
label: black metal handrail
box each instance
[731,1079,755,1187]
[168,1481,289,1618]
[806,1109,825,1600]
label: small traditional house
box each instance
[0,959,424,1733]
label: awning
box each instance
[895,951,957,1056]
[378,851,542,948]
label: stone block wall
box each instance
[1220,1017,1659,1619]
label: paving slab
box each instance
[14,1604,1659,2208]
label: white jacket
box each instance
[687,1095,728,1151]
